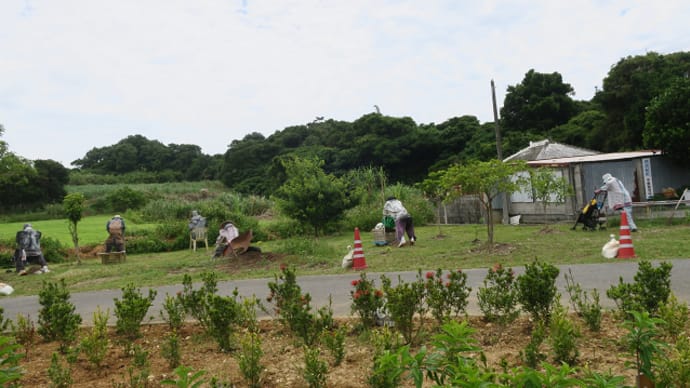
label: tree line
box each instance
[1,51,688,210]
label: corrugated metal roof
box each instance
[503,139,599,162]
[526,150,662,166]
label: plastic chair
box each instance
[190,227,209,251]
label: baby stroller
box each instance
[572,190,607,231]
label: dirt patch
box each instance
[214,250,288,274]
[537,226,564,235]
[15,314,638,387]
[470,242,516,255]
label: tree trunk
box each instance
[68,222,82,265]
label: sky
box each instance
[1,1,689,168]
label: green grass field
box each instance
[0,216,158,246]
[1,219,689,297]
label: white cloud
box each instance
[1,0,688,166]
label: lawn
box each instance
[2,219,689,296]
[0,216,158,247]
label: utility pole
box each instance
[491,79,510,225]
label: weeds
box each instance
[564,268,602,331]
[10,314,36,357]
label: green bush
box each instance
[656,334,690,387]
[80,307,110,368]
[178,272,218,332]
[517,259,560,326]
[206,292,244,352]
[349,272,385,329]
[421,269,472,324]
[41,236,69,263]
[606,260,672,317]
[267,265,333,346]
[161,331,181,370]
[381,274,427,345]
[262,217,308,240]
[303,346,328,388]
[114,282,157,340]
[47,352,73,388]
[549,306,581,365]
[105,186,149,213]
[477,263,520,325]
[37,279,82,352]
[124,234,171,254]
[0,335,24,385]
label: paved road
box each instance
[2,259,690,326]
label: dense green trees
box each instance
[72,134,218,181]
[643,76,690,165]
[0,126,70,211]
[500,69,580,156]
[593,51,690,151]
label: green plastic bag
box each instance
[383,215,395,229]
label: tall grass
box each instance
[66,180,227,199]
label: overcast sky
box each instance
[1,1,689,167]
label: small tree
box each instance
[273,156,350,236]
[529,167,572,227]
[63,192,86,264]
[417,170,450,237]
[439,159,527,246]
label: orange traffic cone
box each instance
[352,227,368,270]
[617,211,636,259]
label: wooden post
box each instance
[491,79,510,225]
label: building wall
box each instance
[437,155,689,225]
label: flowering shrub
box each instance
[477,263,519,324]
[421,269,472,324]
[381,274,426,344]
[349,272,385,329]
